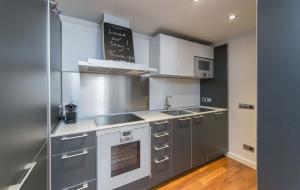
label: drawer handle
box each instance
[61,149,88,160]
[154,156,170,164]
[153,132,169,138]
[154,121,169,125]
[61,133,88,141]
[8,162,36,190]
[179,117,191,121]
[154,144,169,151]
[215,112,224,115]
[63,182,89,190]
[193,115,204,119]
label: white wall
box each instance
[149,78,200,110]
[226,31,257,168]
[60,15,150,72]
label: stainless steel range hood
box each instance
[78,59,157,76]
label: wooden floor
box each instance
[156,157,256,190]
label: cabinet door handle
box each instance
[153,132,169,138]
[61,133,88,141]
[154,156,170,164]
[179,118,191,121]
[193,115,204,119]
[154,121,169,125]
[63,182,89,190]
[215,112,224,115]
[8,162,36,190]
[61,149,88,160]
[154,144,169,151]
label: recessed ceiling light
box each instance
[228,14,237,21]
[192,0,200,2]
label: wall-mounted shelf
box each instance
[78,59,157,76]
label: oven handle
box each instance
[61,133,88,141]
[153,132,169,138]
[61,149,88,160]
[154,156,170,164]
[154,144,169,151]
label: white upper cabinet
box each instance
[150,34,179,76]
[179,39,196,76]
[150,34,213,77]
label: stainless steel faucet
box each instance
[164,96,173,110]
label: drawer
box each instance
[152,143,171,158]
[51,147,97,190]
[63,180,96,190]
[151,131,171,146]
[151,120,171,133]
[191,114,205,125]
[52,132,96,155]
[150,155,171,187]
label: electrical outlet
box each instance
[202,97,212,103]
[243,144,255,153]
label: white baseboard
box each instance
[226,152,257,169]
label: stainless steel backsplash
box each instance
[62,72,149,118]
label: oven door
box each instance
[97,124,150,190]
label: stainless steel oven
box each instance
[194,56,214,78]
[97,123,150,190]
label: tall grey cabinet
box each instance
[172,118,192,176]
[0,0,48,189]
[258,0,300,190]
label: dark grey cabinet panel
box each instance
[151,120,171,133]
[258,1,300,190]
[50,5,62,132]
[206,112,228,161]
[22,144,47,190]
[201,44,228,108]
[52,132,96,155]
[191,115,207,167]
[150,156,171,187]
[51,147,97,190]
[0,0,48,188]
[150,121,172,187]
[172,118,192,176]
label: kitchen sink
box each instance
[183,107,214,113]
[160,109,191,116]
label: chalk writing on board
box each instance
[103,22,135,62]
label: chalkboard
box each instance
[103,22,135,62]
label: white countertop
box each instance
[51,106,227,137]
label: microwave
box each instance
[194,56,214,78]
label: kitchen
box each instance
[1,0,298,190]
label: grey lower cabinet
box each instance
[172,117,192,177]
[51,132,97,190]
[206,111,228,161]
[191,115,207,168]
[150,120,172,187]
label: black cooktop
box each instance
[95,113,144,127]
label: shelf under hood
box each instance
[78,59,157,76]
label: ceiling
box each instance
[56,0,256,43]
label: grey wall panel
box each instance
[50,9,62,132]
[0,0,48,188]
[200,44,228,108]
[62,73,149,118]
[258,1,300,190]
